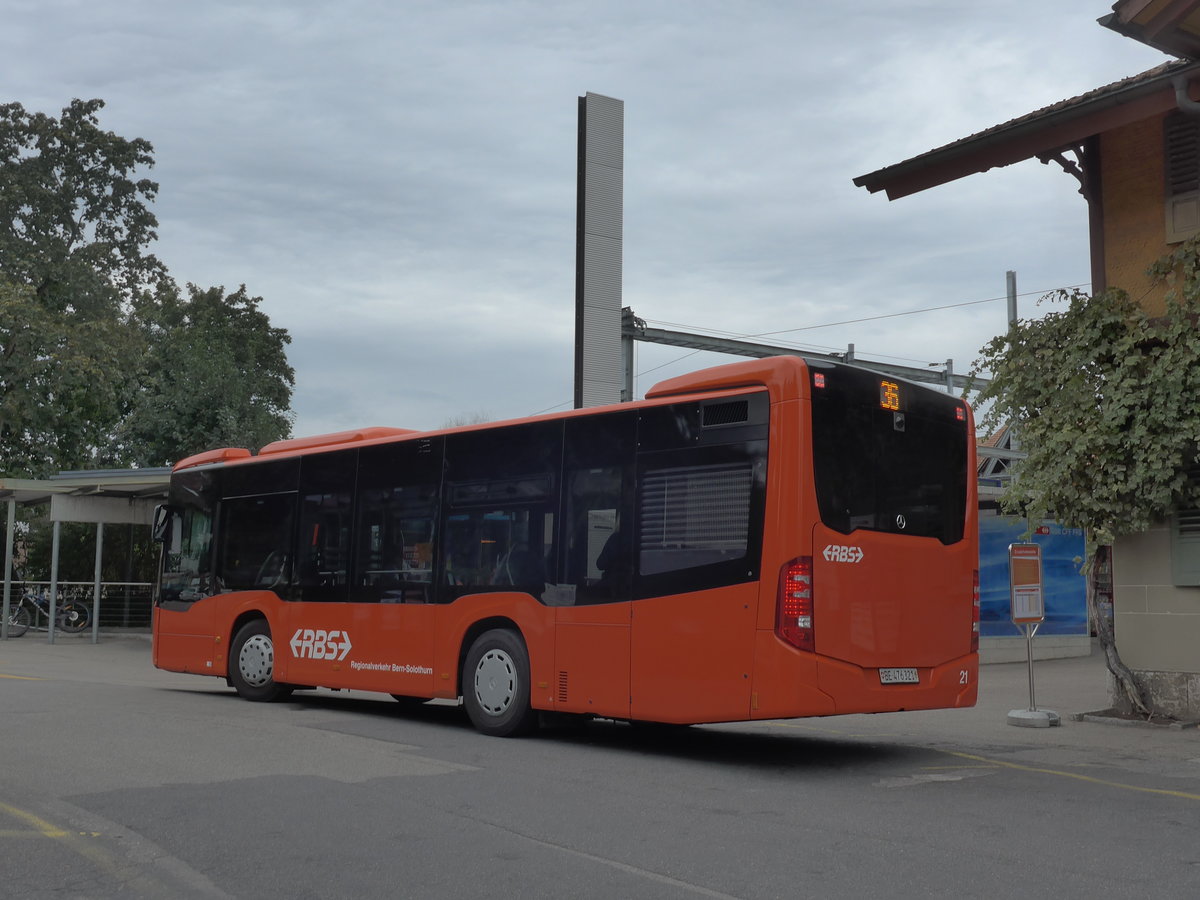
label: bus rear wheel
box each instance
[463,629,538,737]
[229,620,294,702]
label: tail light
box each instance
[970,569,980,653]
[776,557,814,652]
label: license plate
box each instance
[879,667,919,685]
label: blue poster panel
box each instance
[979,517,1087,637]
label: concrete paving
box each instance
[3,631,1196,765]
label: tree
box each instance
[975,243,1200,715]
[0,98,166,315]
[0,275,137,476]
[0,98,165,477]
[0,98,296,599]
[0,98,294,474]
[118,283,294,465]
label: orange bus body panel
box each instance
[812,526,975,669]
[273,601,437,696]
[430,594,555,705]
[815,652,977,715]
[749,631,835,718]
[630,584,758,724]
[153,604,218,675]
[553,602,631,718]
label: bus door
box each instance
[552,462,631,720]
[153,501,220,675]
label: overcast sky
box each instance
[2,1,1168,440]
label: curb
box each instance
[1070,710,1200,730]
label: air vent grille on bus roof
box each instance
[703,400,749,427]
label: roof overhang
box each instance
[1101,0,1200,59]
[853,60,1200,200]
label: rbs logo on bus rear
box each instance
[823,544,864,563]
[290,628,353,661]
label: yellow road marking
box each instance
[0,673,41,680]
[756,722,1200,802]
[0,802,70,837]
[921,764,1000,771]
[0,829,101,838]
[942,750,1200,802]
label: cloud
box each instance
[1,0,1167,441]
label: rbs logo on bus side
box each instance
[290,628,353,661]
[823,544,864,563]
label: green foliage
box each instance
[1,97,296,593]
[0,99,166,314]
[976,242,1200,544]
[119,283,295,465]
[0,98,295,476]
[0,276,137,476]
[21,520,157,583]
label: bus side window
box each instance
[562,412,636,605]
[440,423,561,603]
[352,438,443,604]
[216,493,297,593]
[564,468,630,603]
[440,494,553,598]
[295,449,357,603]
[634,442,767,598]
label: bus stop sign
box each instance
[1008,542,1044,625]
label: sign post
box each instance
[1006,542,1060,727]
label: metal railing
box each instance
[2,580,152,641]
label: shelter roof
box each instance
[0,468,171,507]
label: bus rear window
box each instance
[810,367,967,545]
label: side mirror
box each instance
[152,504,174,543]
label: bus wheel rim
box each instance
[474,649,516,715]
[239,634,275,687]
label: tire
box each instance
[57,601,90,634]
[229,620,294,702]
[462,628,538,737]
[5,604,30,638]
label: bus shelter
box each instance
[0,468,170,643]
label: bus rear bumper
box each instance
[815,652,979,714]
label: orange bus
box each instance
[152,356,978,736]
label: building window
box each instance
[1164,111,1200,243]
[1170,466,1200,586]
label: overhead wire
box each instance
[530,280,1091,415]
[635,281,1090,379]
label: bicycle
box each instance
[3,588,91,638]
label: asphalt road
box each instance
[2,636,1199,899]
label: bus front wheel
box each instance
[229,619,294,702]
[463,629,538,737]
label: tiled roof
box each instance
[909,60,1189,164]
